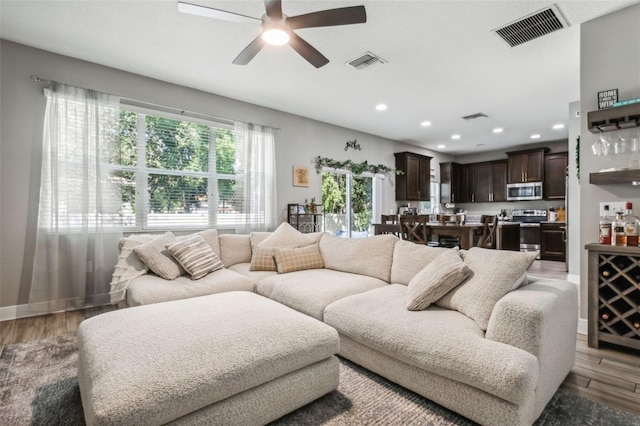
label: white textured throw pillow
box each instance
[436,247,537,330]
[133,232,184,280]
[166,234,224,280]
[406,249,470,311]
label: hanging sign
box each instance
[597,89,618,110]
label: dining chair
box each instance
[477,215,498,248]
[379,214,401,236]
[400,214,430,244]
[380,214,398,224]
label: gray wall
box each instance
[579,3,640,319]
[0,40,453,310]
[567,101,581,280]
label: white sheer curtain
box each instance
[29,83,122,315]
[233,121,277,232]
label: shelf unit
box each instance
[588,103,640,133]
[586,243,640,351]
[287,204,323,233]
[589,169,640,185]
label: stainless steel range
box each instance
[511,209,547,259]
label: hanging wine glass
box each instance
[614,135,628,155]
[629,137,640,169]
[592,133,610,156]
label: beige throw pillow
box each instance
[166,234,224,280]
[133,232,184,280]
[273,244,325,274]
[250,222,314,271]
[406,250,470,311]
[436,247,537,330]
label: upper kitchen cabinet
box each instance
[395,152,432,201]
[544,152,568,199]
[461,160,507,203]
[439,162,463,204]
[506,147,549,183]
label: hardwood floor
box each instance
[1,261,639,418]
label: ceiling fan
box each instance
[177,1,367,68]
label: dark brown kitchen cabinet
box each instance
[544,152,568,199]
[439,162,463,204]
[395,152,432,201]
[540,222,566,261]
[460,160,506,203]
[506,148,548,183]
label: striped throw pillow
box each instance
[273,243,324,274]
[165,235,224,280]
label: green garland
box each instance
[314,156,402,176]
[575,136,580,181]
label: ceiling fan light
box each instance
[262,28,289,45]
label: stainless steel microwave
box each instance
[506,182,543,201]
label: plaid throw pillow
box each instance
[273,244,324,274]
[250,247,278,271]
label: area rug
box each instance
[1,335,639,426]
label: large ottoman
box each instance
[77,291,340,425]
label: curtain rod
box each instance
[30,75,280,130]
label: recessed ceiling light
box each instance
[552,123,565,130]
[531,134,541,139]
[493,128,503,133]
[437,144,445,149]
[375,104,387,111]
[421,121,432,127]
[451,134,461,140]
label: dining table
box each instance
[372,222,484,250]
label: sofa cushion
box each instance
[319,234,397,282]
[274,244,324,274]
[126,268,255,306]
[436,248,537,330]
[324,284,539,405]
[227,263,278,282]
[256,269,387,320]
[406,250,470,310]
[219,234,252,267]
[390,240,450,285]
[165,234,224,280]
[133,232,184,280]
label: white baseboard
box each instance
[567,274,580,284]
[577,318,587,335]
[0,304,32,321]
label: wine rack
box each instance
[586,244,640,351]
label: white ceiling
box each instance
[2,0,638,154]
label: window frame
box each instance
[117,103,237,231]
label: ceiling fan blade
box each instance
[232,35,266,65]
[287,6,366,30]
[264,0,283,20]
[288,32,329,68]
[178,2,261,26]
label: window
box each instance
[115,107,247,230]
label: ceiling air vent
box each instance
[462,112,489,121]
[492,4,568,47]
[346,52,386,71]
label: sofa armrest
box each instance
[486,279,578,359]
[486,279,578,412]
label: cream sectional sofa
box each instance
[111,226,578,426]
